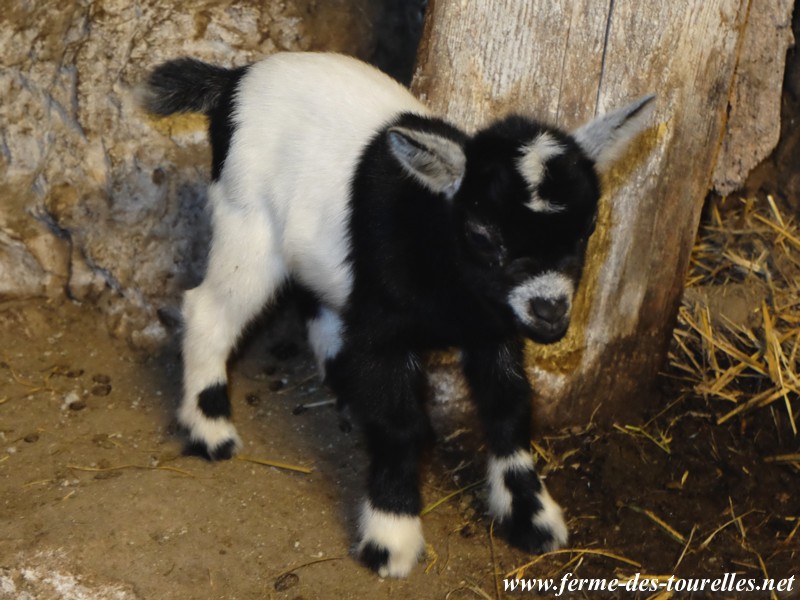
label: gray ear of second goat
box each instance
[572,94,656,173]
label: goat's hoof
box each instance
[503,489,568,554]
[358,539,423,578]
[184,437,239,461]
[177,415,242,461]
[358,505,425,577]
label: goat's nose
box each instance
[530,297,568,323]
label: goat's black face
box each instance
[457,117,601,344]
[385,96,654,344]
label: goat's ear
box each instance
[387,126,466,199]
[572,94,655,174]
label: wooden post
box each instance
[413,1,794,426]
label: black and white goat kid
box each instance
[141,52,654,578]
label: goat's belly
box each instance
[295,258,353,309]
[286,243,353,310]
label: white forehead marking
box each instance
[507,271,574,325]
[516,132,566,214]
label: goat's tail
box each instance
[139,58,244,116]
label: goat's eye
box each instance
[464,222,507,267]
[467,229,494,252]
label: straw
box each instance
[670,195,799,433]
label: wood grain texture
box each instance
[413,0,772,425]
[712,0,795,194]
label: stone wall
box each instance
[2,0,794,354]
[0,0,372,348]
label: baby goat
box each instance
[142,52,654,577]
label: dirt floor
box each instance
[0,292,798,600]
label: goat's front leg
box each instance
[340,348,430,577]
[462,338,568,553]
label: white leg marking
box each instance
[487,449,535,519]
[533,486,569,550]
[358,501,425,578]
[307,307,343,377]
[177,392,242,452]
[487,449,568,550]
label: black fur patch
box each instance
[461,341,535,457]
[369,0,427,85]
[461,116,600,263]
[292,282,323,321]
[143,58,248,181]
[502,515,558,555]
[207,66,248,181]
[198,382,231,419]
[332,348,431,516]
[360,541,390,573]
[144,58,238,116]
[504,467,544,507]
[498,468,555,553]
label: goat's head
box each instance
[386,96,655,343]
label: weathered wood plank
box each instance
[414,1,611,129]
[413,0,767,425]
[712,0,795,194]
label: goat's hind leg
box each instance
[179,183,286,460]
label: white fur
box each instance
[180,54,429,449]
[358,502,425,578]
[533,486,569,550]
[180,181,287,449]
[517,132,565,214]
[507,271,574,326]
[225,53,430,310]
[307,307,344,376]
[487,450,568,550]
[487,449,535,518]
[177,399,242,452]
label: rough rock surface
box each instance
[1,0,372,349]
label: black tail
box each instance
[141,58,245,116]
